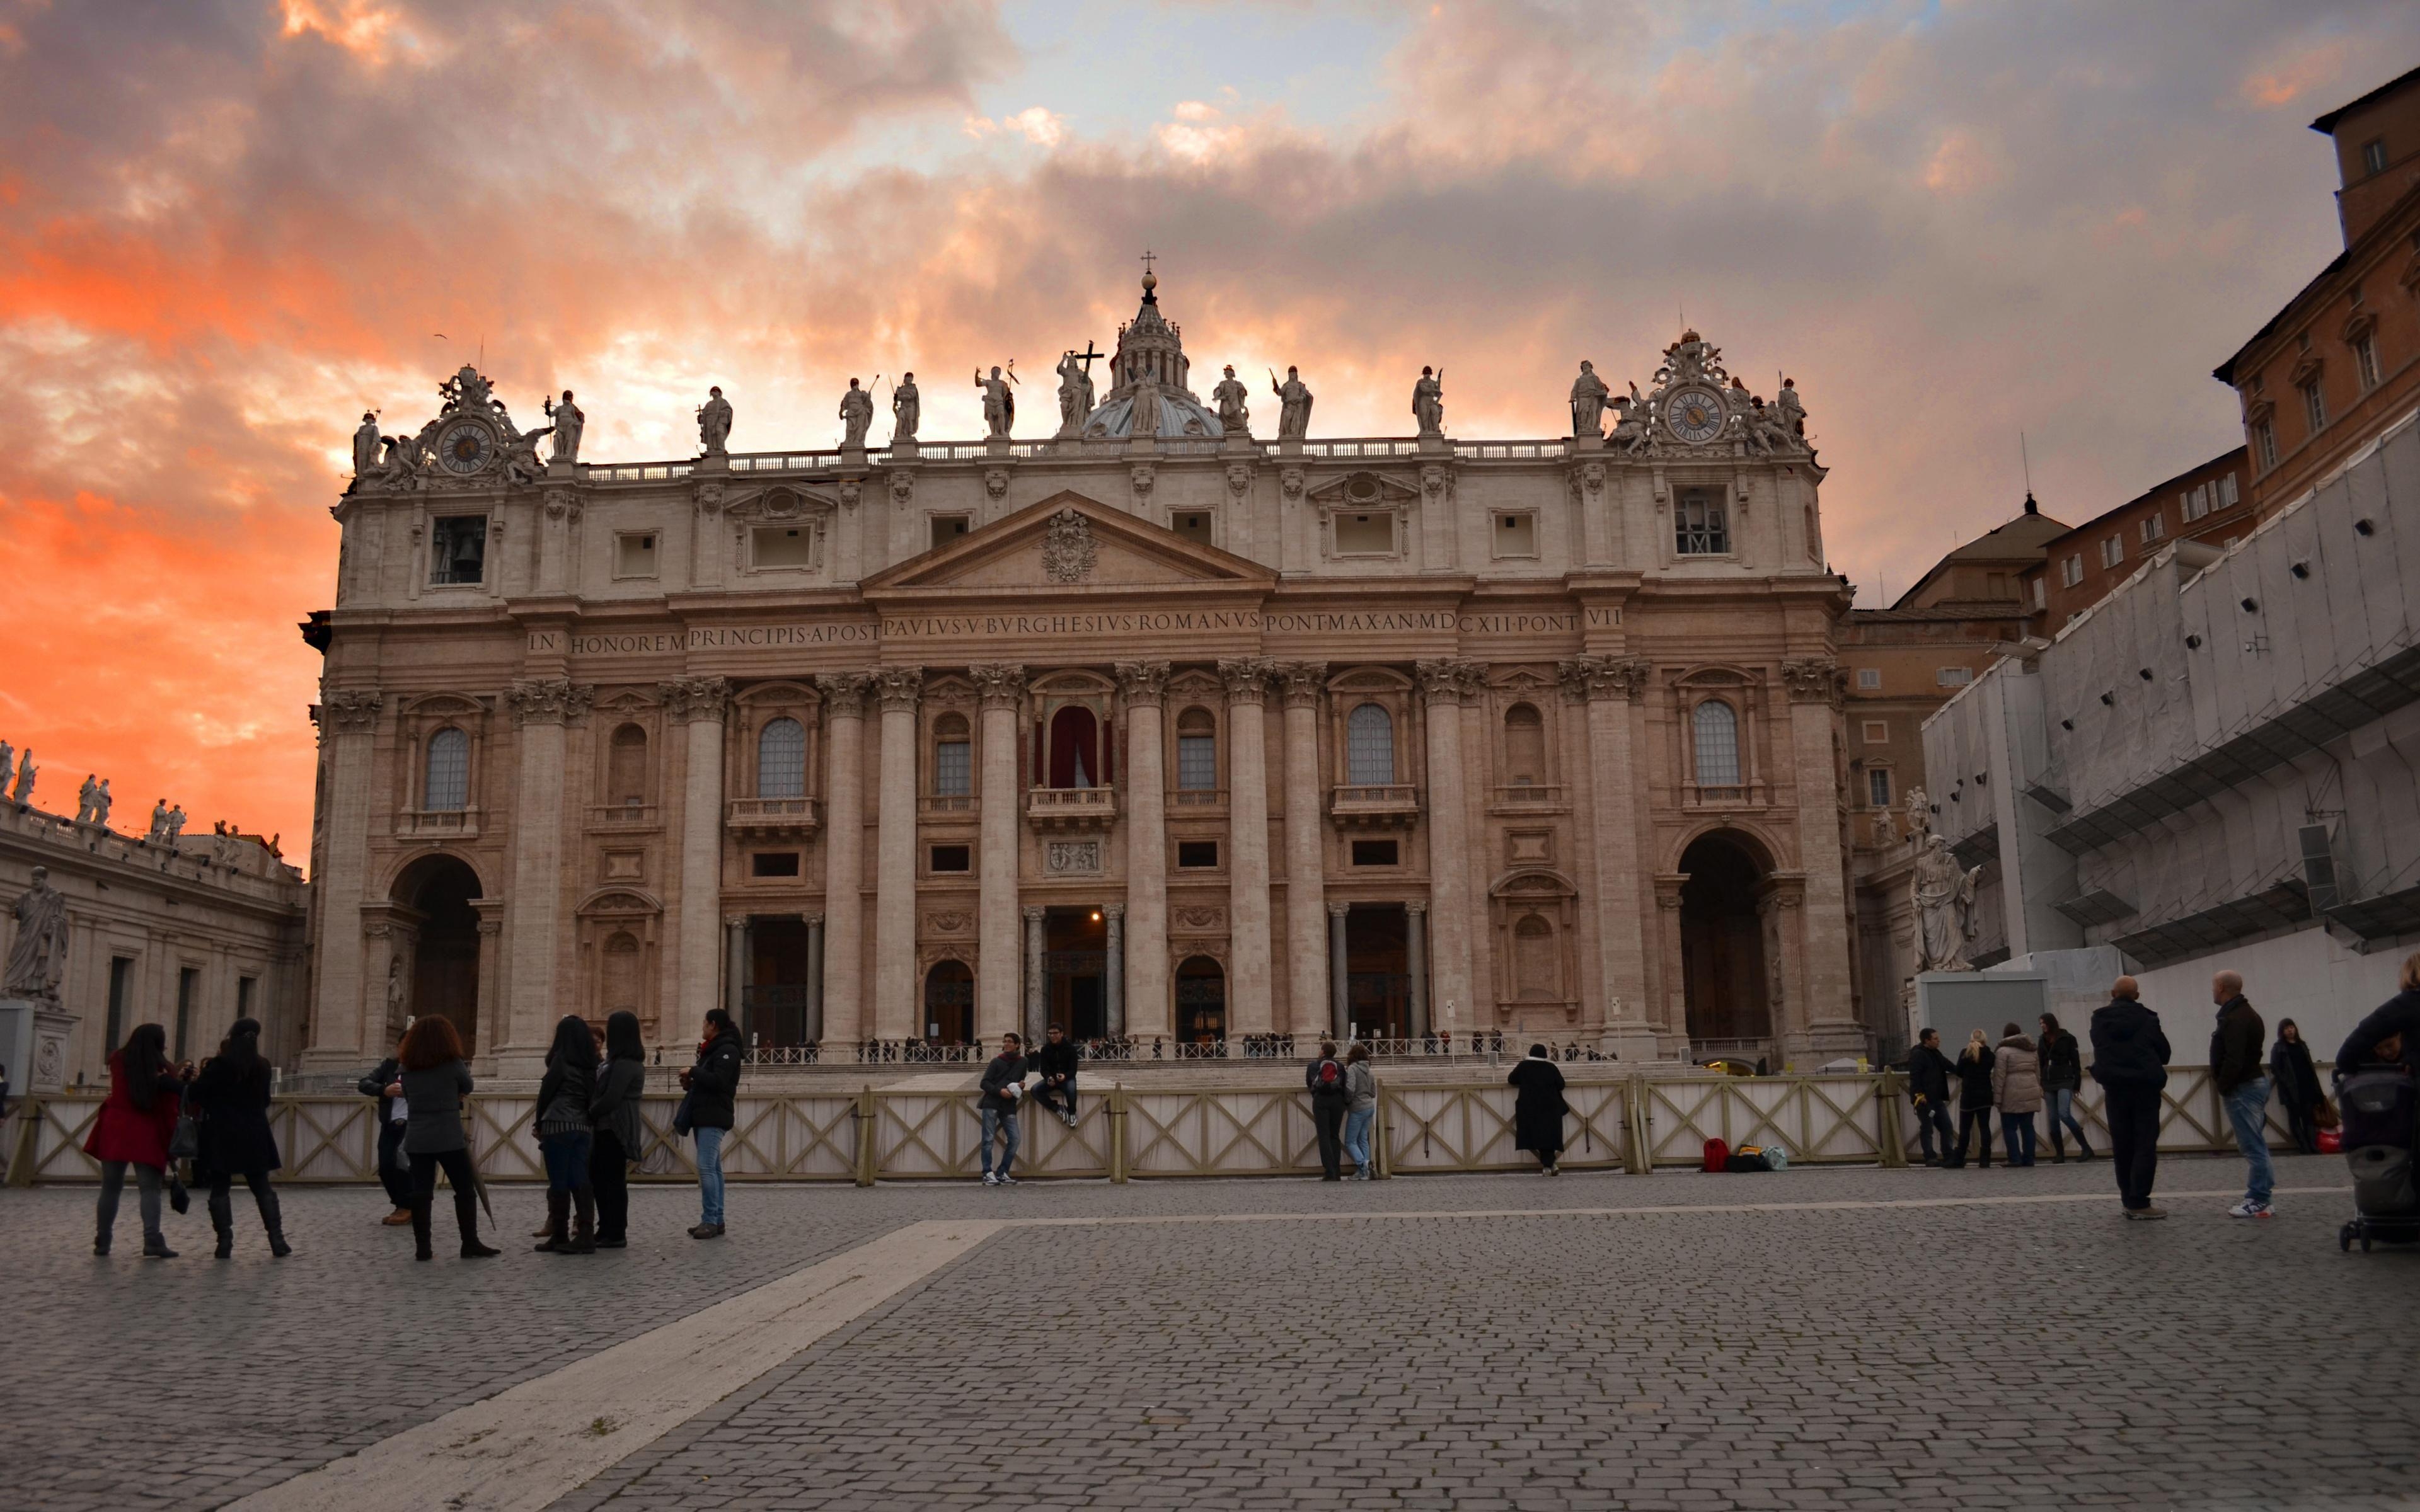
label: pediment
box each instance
[861,491,1274,595]
[1306,470,1419,506]
[726,484,838,522]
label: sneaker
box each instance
[1064,1112,1078,1129]
[689,1222,725,1240]
[2227,1200,2274,1220]
[998,1174,1018,1186]
[982,1172,999,1186]
[2125,1205,2168,1221]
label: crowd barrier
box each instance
[0,1065,2316,1187]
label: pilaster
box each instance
[1218,658,1274,1038]
[1781,658,1862,1060]
[1115,661,1171,1041]
[1414,660,1477,1031]
[661,675,730,1040]
[1272,661,1328,1038]
[873,667,923,1041]
[504,676,591,1053]
[300,689,381,1070]
[970,664,1026,1041]
[1559,656,1659,1059]
[816,673,873,1044]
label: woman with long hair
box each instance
[391,1015,499,1261]
[84,1022,192,1257]
[589,1011,646,1248]
[190,1017,289,1258]
[2036,1012,2094,1162]
[1340,1041,1378,1180]
[2269,1018,2324,1155]
[1990,1021,2043,1167]
[532,1013,598,1254]
[1950,1027,1997,1169]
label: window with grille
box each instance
[1674,490,1729,554]
[2140,513,2165,544]
[1175,707,1216,790]
[2216,473,2238,508]
[2302,381,2326,433]
[934,740,971,796]
[1345,704,1395,784]
[2362,137,2387,175]
[1691,701,1741,786]
[2182,484,2210,521]
[757,718,806,798]
[2061,554,2083,588]
[1867,768,1893,807]
[2099,535,2123,570]
[1856,668,1881,690]
[2255,420,2278,470]
[424,728,469,810]
[1937,667,1973,687]
[2354,333,2381,391]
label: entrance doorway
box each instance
[923,960,974,1046]
[1679,832,1772,1045]
[1345,903,1410,1039]
[1044,907,1108,1039]
[1175,956,1226,1045]
[396,854,481,1056]
[747,917,815,1046]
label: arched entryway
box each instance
[1678,832,1770,1050]
[1175,955,1226,1045]
[395,854,482,1056]
[923,960,974,1046]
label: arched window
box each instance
[1692,700,1741,787]
[1503,702,1545,785]
[606,724,648,807]
[758,718,806,799]
[1346,704,1395,785]
[1514,915,1557,1000]
[424,728,470,811]
[933,713,972,797]
[1048,705,1100,789]
[1175,706,1217,791]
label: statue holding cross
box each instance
[1056,341,1101,436]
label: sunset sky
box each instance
[3,0,2417,868]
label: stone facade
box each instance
[304,278,1865,1071]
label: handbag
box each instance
[670,1089,696,1138]
[2315,1096,2341,1131]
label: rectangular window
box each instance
[1350,839,1399,867]
[1172,510,1213,545]
[2061,554,2083,588]
[2140,513,2165,544]
[1492,512,1538,558]
[614,533,658,578]
[237,976,256,1022]
[2302,381,2327,433]
[2363,137,2388,175]
[1856,668,1882,690]
[928,844,971,873]
[429,515,487,585]
[1176,733,1216,791]
[1867,769,1893,808]
[2182,484,2209,522]
[750,851,801,878]
[1175,840,1219,869]
[175,967,199,1062]
[2099,536,2124,570]
[2354,332,2381,391]
[929,515,971,551]
[2216,474,2239,509]
[1862,719,1888,744]
[934,739,972,797]
[2254,419,2278,470]
[106,956,134,1055]
[1674,490,1729,555]
[754,526,815,568]
[2032,577,2046,609]
[1333,512,1395,555]
[1936,667,1973,687]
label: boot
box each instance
[2075,1135,2095,1160]
[2048,1130,2067,1164]
[457,1188,500,1259]
[142,1233,178,1259]
[412,1203,434,1261]
[210,1186,236,1259]
[256,1184,291,1257]
[534,1189,570,1253]
[567,1188,596,1255]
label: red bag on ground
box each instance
[2316,1127,2343,1154]
[1702,1137,1730,1173]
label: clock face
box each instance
[437,419,494,476]
[1664,389,1727,445]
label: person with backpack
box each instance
[1341,1042,1379,1179]
[359,1036,415,1225]
[679,1009,744,1239]
[1989,1022,2043,1167]
[589,1011,646,1249]
[977,1032,1028,1186]
[2267,1019,2323,1156]
[84,1022,192,1258]
[1903,1028,1957,1166]
[1030,1023,1080,1128]
[2090,976,2172,1220]
[2210,970,2273,1219]
[190,1017,289,1259]
[1507,1042,1569,1176]
[1949,1028,1996,1169]
[2036,1013,2093,1162]
[532,1014,597,1254]
[1306,1040,1350,1180]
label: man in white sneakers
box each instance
[977,1033,1028,1186]
[2210,970,2274,1219]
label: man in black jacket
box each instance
[2336,953,2420,1072]
[358,1045,413,1224]
[1903,1029,1957,1167]
[1306,1040,1350,1180]
[679,1009,744,1239]
[1030,1024,1081,1129]
[2090,976,2172,1220]
[977,1033,1028,1186]
[2209,970,2273,1219]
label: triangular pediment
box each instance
[861,491,1274,595]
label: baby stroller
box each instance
[2336,1063,2418,1252]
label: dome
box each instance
[1082,389,1225,441]
[1078,268,1225,440]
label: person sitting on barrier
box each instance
[1507,1042,1568,1176]
[1031,1023,1080,1129]
[1342,1041,1379,1179]
[359,1036,415,1225]
[1306,1040,1351,1180]
[978,1032,1028,1186]
[1903,1028,1957,1167]
[1948,1028,1996,1169]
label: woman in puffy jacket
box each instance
[84,1022,192,1258]
[531,1014,598,1255]
[190,1017,289,1258]
[1990,1024,2044,1167]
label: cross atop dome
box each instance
[1080,252,1224,441]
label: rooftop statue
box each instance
[697,386,732,455]
[1054,351,1095,435]
[1270,366,1313,440]
[976,365,1017,438]
[891,372,921,442]
[839,378,875,450]
[9,750,33,806]
[1569,360,1610,438]
[1411,365,1444,437]
[352,412,382,478]
[3,866,68,1007]
[1608,384,1650,455]
[544,390,584,462]
[1211,364,1250,434]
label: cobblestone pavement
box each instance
[0,1153,2405,1511]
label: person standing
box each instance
[1903,1028,1958,1167]
[1990,1023,2043,1167]
[977,1032,1028,1186]
[2267,1019,2323,1156]
[84,1023,191,1258]
[1507,1043,1569,1176]
[2090,976,2172,1220]
[1342,1042,1380,1180]
[190,1017,289,1259]
[393,1014,500,1261]
[2210,970,2273,1218]
[589,1011,645,1249]
[1305,1040,1350,1180]
[532,1015,597,1254]
[680,1009,744,1239]
[1949,1028,1996,1169]
[1031,1023,1080,1129]
[2036,1013,2093,1162]
[359,1039,414,1225]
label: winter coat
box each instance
[189,1053,282,1177]
[1506,1056,1568,1154]
[2210,996,2266,1096]
[2268,1038,2322,1112]
[1032,1039,1080,1085]
[398,1060,473,1155]
[534,1053,596,1139]
[1305,1055,1351,1106]
[2037,1029,2083,1094]
[1955,1045,1996,1109]
[2337,989,2420,1076]
[977,1052,1028,1115]
[81,1050,185,1169]
[1904,1045,1955,1106]
[1345,1060,1378,1113]
[357,1057,404,1123]
[686,1028,744,1131]
[589,1057,647,1155]
[2089,997,2170,1089]
[1990,1035,2044,1115]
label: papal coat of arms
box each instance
[1041,508,1097,583]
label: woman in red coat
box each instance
[84,1022,192,1257]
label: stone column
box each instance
[1561,656,1659,1059]
[471,900,505,1053]
[1023,905,1046,1047]
[1218,659,1275,1037]
[1405,901,1429,1040]
[1272,662,1328,1038]
[815,673,873,1045]
[1115,662,1171,1041]
[725,915,747,1033]
[970,665,1026,1043]
[1654,877,1688,1041]
[873,668,923,1044]
[662,676,730,1041]
[505,678,590,1055]
[804,914,826,1046]
[1415,661,1477,1033]
[1104,903,1127,1041]
[1327,902,1351,1041]
[1781,660,1863,1059]
[301,689,381,1069]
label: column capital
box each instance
[873,666,924,713]
[658,675,732,723]
[507,677,594,726]
[1103,902,1127,920]
[1270,660,1327,708]
[1216,658,1272,706]
[814,670,877,718]
[1113,660,1171,706]
[316,688,384,738]
[1023,904,1046,922]
[806,914,826,927]
[1780,657,1846,707]
[1556,656,1649,704]
[968,663,1027,710]
[1403,900,1427,917]
[1327,900,1352,919]
[1415,659,1482,704]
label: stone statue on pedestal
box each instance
[0,741,12,796]
[838,379,874,450]
[147,799,170,842]
[1270,366,1313,440]
[890,373,921,443]
[976,366,1016,438]
[1411,366,1444,436]
[352,413,382,478]
[1569,361,1611,438]
[75,775,98,825]
[1608,384,1650,455]
[91,778,111,828]
[1911,833,1982,973]
[164,804,187,844]
[544,390,584,461]
[8,751,33,806]
[1211,365,1250,433]
[1054,352,1095,435]
[697,386,733,455]
[1775,377,1807,440]
[3,866,69,1008]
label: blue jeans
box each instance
[1999,1111,2037,1166]
[981,1108,1020,1178]
[540,1130,593,1193]
[1342,1106,1376,1175]
[2224,1077,2274,1206]
[694,1125,726,1225]
[2046,1087,2089,1151]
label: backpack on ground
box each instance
[1701,1138,1729,1173]
[1729,1143,1770,1172]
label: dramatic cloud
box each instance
[3,0,2417,858]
